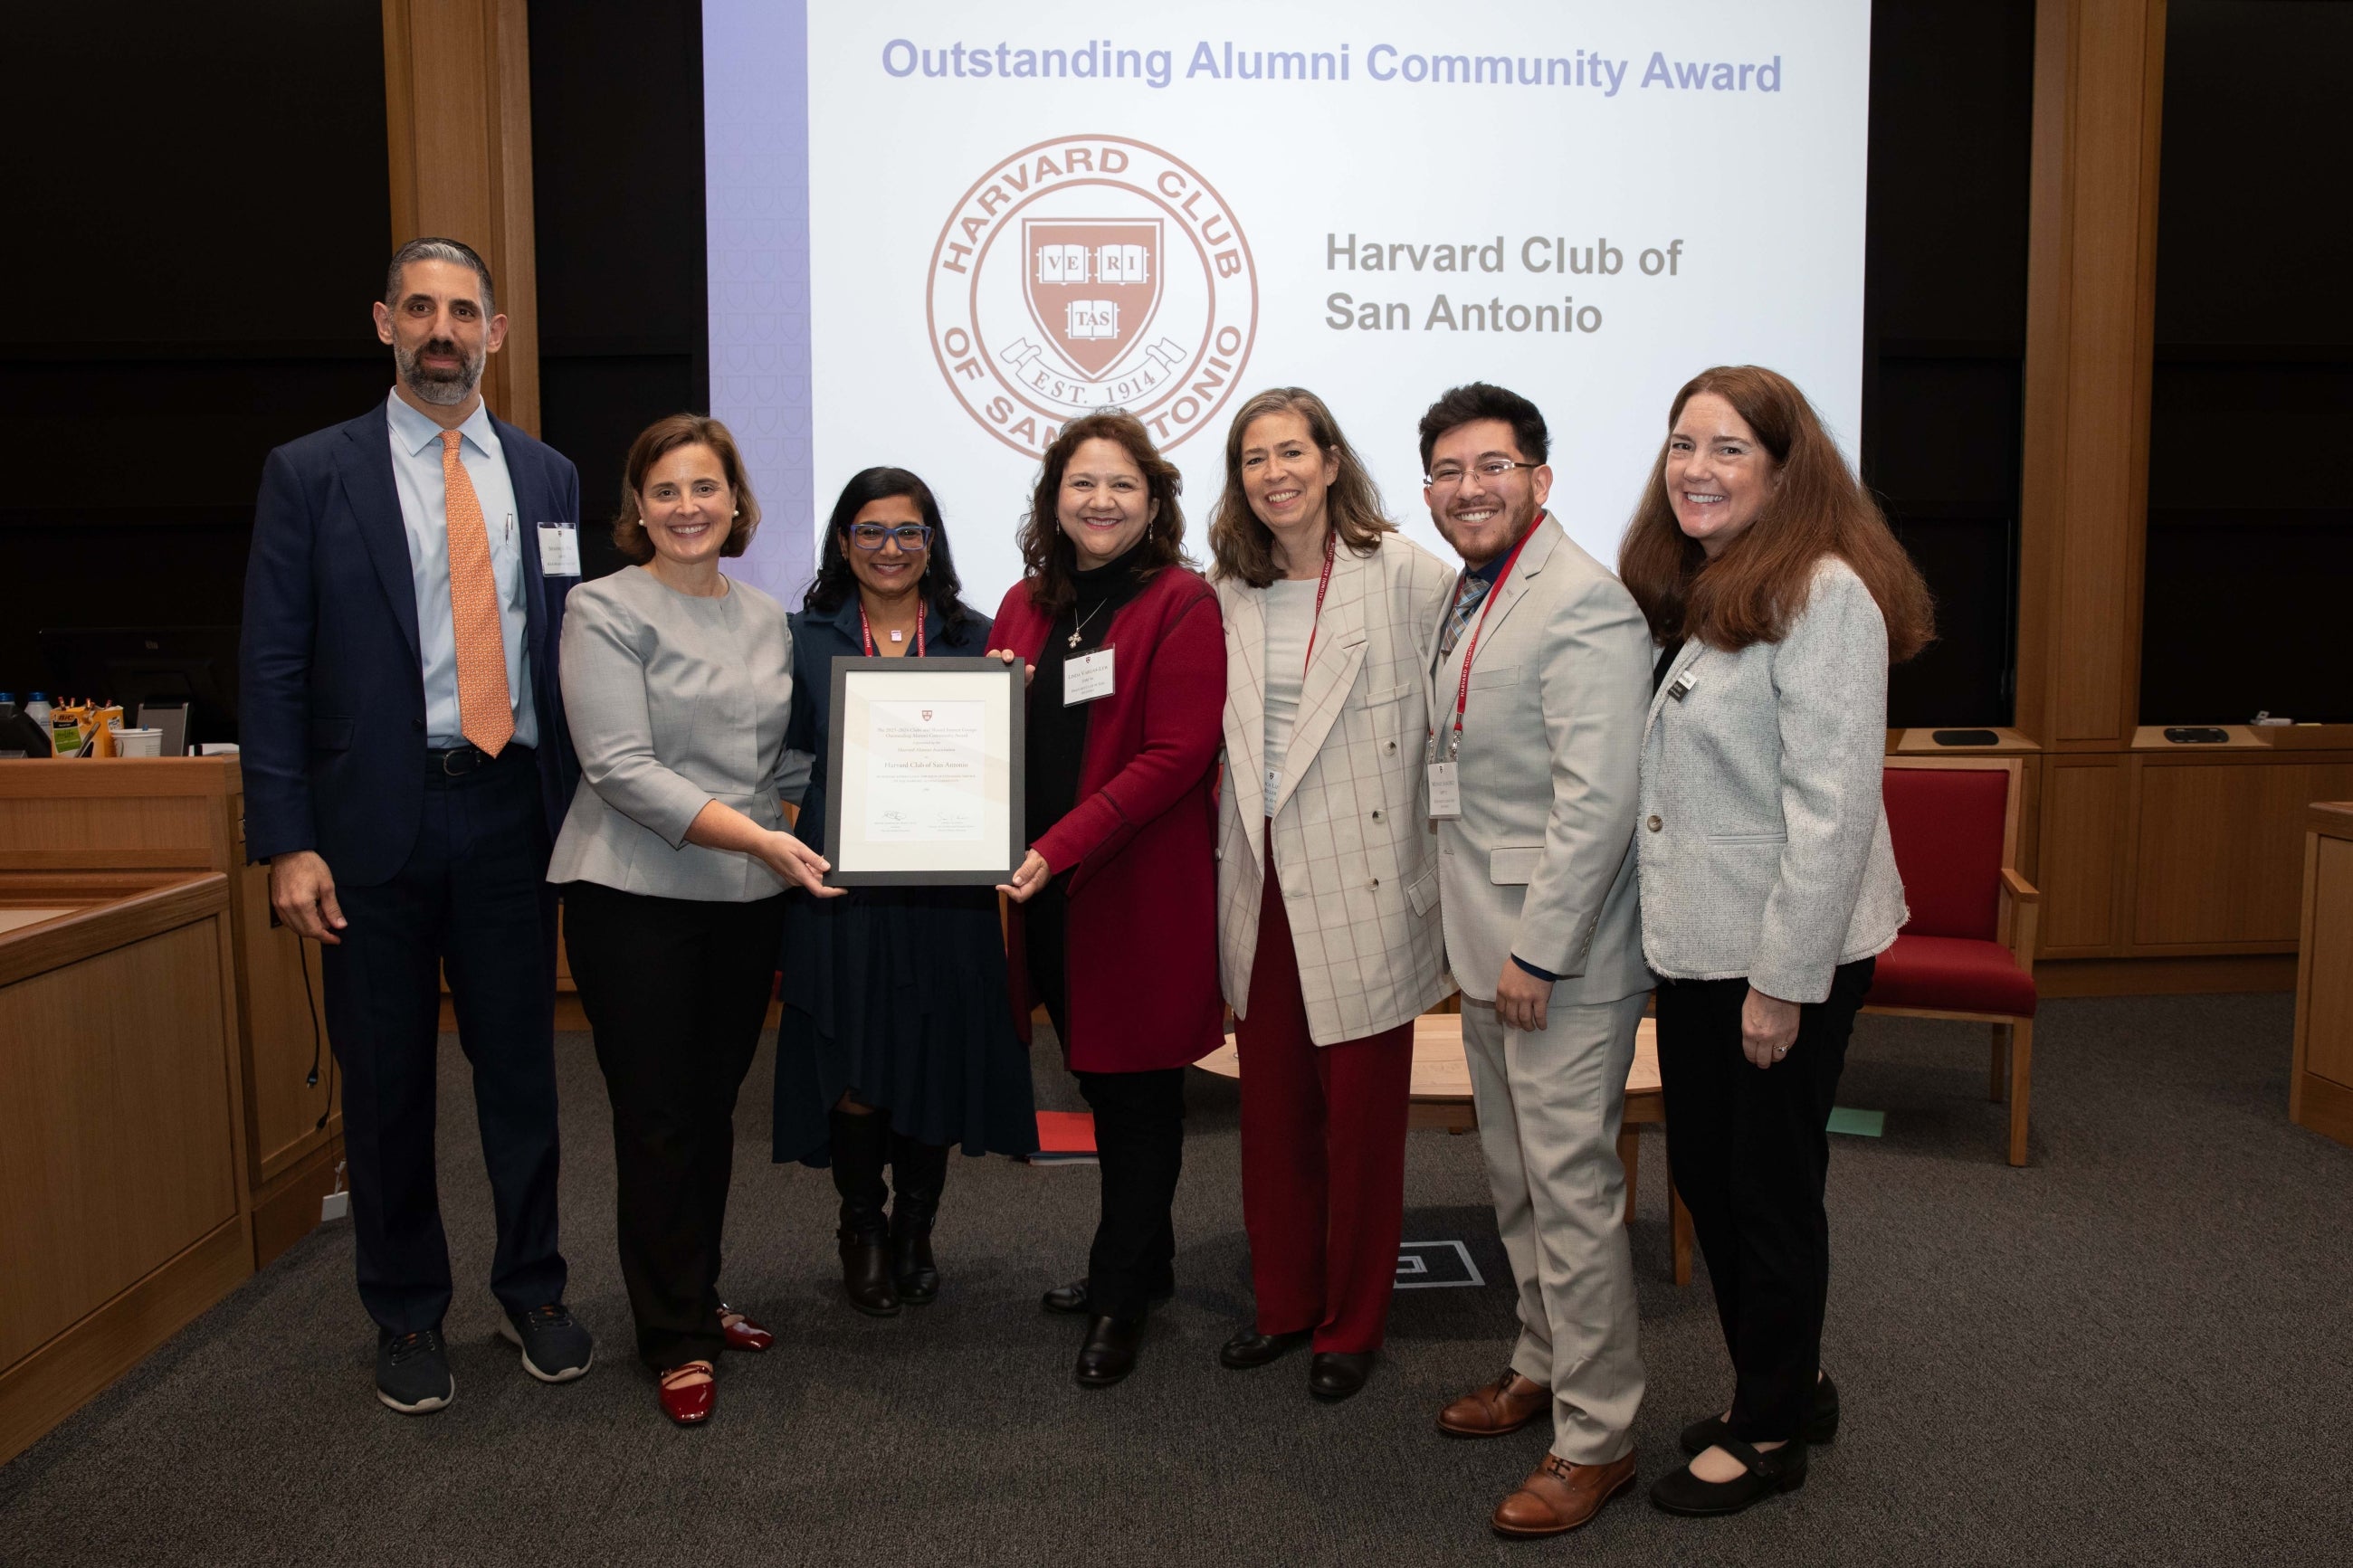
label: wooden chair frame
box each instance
[1873,757,2042,1165]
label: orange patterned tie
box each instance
[440,430,513,756]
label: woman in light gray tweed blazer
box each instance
[1618,366,1933,1518]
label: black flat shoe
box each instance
[1042,1278,1174,1316]
[1308,1351,1374,1402]
[1219,1328,1310,1370]
[1073,1315,1144,1387]
[1678,1374,1839,1456]
[1649,1439,1807,1516]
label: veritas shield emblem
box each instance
[1022,219,1164,379]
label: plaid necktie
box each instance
[1439,572,1492,660]
[440,430,514,756]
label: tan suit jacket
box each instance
[1215,533,1455,1044]
[1428,515,1653,1005]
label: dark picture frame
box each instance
[822,655,1025,886]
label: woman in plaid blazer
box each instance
[1205,387,1454,1402]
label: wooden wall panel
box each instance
[2134,761,2353,946]
[2016,0,2168,750]
[382,0,540,433]
[0,922,240,1370]
[2040,761,2124,951]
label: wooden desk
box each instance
[1199,1013,1693,1284]
[0,872,253,1464]
[2290,803,2353,1151]
[0,758,343,1267]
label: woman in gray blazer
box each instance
[1618,366,1932,1515]
[1205,387,1453,1403]
[548,414,840,1427]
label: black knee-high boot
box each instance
[889,1131,951,1305]
[831,1108,898,1316]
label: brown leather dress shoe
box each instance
[1491,1451,1636,1537]
[1436,1367,1548,1437]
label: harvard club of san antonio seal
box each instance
[927,134,1259,458]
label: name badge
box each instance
[1263,765,1282,818]
[537,522,581,577]
[1064,647,1115,705]
[1666,669,1698,702]
[1427,760,1461,819]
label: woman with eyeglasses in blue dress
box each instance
[773,468,1038,1317]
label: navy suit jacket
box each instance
[239,402,583,887]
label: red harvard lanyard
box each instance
[857,601,925,658]
[1431,520,1538,762]
[1299,528,1338,673]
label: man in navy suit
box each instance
[242,238,594,1413]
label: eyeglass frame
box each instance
[843,521,935,552]
[1424,458,1544,490]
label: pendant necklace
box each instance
[1067,598,1108,649]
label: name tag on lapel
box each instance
[537,522,581,576]
[1666,669,1699,702]
[1064,647,1114,705]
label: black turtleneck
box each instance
[1025,546,1154,841]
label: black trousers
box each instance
[1655,956,1876,1443]
[319,745,565,1335]
[1029,879,1186,1325]
[564,879,788,1370]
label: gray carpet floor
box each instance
[4,993,2349,1566]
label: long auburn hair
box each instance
[1208,387,1395,588]
[1617,366,1934,662]
[1015,412,1191,613]
[801,466,973,633]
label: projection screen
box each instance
[704,0,1871,608]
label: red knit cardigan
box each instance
[988,565,1226,1072]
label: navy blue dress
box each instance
[772,594,1039,1164]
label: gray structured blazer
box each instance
[1636,556,1908,1003]
[547,566,799,903]
[1215,531,1456,1044]
[1428,515,1653,1007]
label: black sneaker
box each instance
[499,1302,594,1383]
[376,1328,453,1414]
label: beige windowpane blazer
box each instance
[1427,516,1654,1006]
[1215,532,1456,1045]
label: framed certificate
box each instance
[823,656,1025,885]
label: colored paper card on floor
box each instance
[1827,1107,1885,1137]
[1027,1110,1098,1164]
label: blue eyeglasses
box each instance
[846,522,933,552]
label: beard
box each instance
[1433,490,1538,565]
[395,336,483,406]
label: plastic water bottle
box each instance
[24,691,51,733]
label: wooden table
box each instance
[1200,1012,1694,1284]
[2291,802,2353,1150]
[0,756,343,1265]
[0,871,253,1463]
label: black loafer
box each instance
[1678,1374,1839,1456]
[1219,1327,1310,1369]
[1042,1278,1174,1316]
[1649,1438,1807,1516]
[1308,1351,1374,1402]
[1074,1315,1145,1387]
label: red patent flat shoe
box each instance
[659,1361,716,1426]
[718,1303,773,1354]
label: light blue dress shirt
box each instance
[384,391,538,748]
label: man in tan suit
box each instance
[1417,384,1653,1536]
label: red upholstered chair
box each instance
[1867,760,2042,1165]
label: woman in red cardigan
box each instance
[987,411,1226,1389]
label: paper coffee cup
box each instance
[113,728,165,757]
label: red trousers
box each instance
[1235,845,1415,1353]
